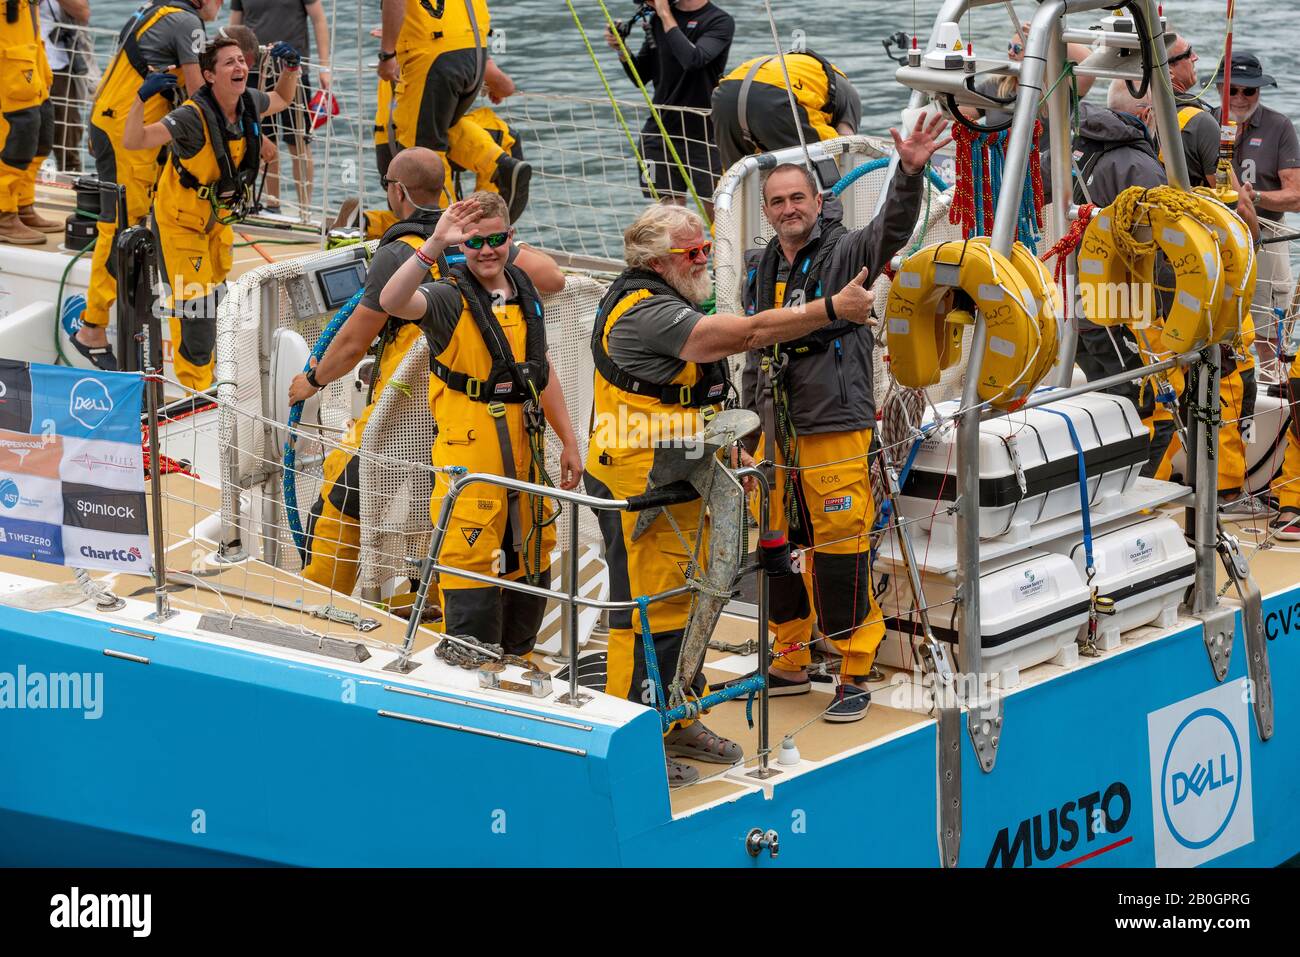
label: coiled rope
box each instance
[284,287,365,556]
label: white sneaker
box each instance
[1219,494,1277,521]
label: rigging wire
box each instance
[759,0,814,177]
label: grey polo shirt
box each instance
[1215,102,1300,222]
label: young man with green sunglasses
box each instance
[381,191,583,657]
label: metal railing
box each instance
[392,463,782,777]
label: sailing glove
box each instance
[270,42,301,69]
[138,72,178,102]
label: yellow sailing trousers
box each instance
[1153,360,1255,491]
[155,220,233,392]
[1273,355,1300,511]
[584,459,710,728]
[0,19,52,213]
[758,428,884,677]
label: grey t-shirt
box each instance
[1175,93,1221,187]
[162,88,271,160]
[831,74,862,134]
[135,5,205,69]
[606,295,704,383]
[231,0,314,61]
[1216,102,1300,222]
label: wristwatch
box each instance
[305,366,322,389]
[378,50,397,62]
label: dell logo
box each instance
[69,378,115,430]
[1160,707,1243,851]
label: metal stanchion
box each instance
[559,501,590,706]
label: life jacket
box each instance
[747,217,854,360]
[1072,111,1160,205]
[401,0,489,58]
[727,50,843,147]
[91,1,197,136]
[164,85,262,228]
[591,269,729,409]
[427,262,548,405]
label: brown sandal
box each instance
[664,721,743,765]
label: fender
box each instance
[885,239,1047,409]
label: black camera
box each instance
[615,0,656,39]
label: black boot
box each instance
[492,154,532,223]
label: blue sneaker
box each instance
[825,684,871,723]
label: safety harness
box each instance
[430,263,552,583]
[592,269,729,408]
[363,213,457,404]
[747,218,853,532]
[171,85,262,226]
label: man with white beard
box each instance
[1213,52,1300,365]
[584,202,876,787]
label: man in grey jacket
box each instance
[727,113,947,724]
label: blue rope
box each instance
[972,135,987,236]
[635,595,666,717]
[830,157,950,198]
[1041,407,1095,578]
[284,287,366,555]
[660,673,767,729]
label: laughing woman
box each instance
[122,35,299,392]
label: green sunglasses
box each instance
[463,231,510,250]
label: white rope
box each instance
[760,0,814,176]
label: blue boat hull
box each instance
[2,584,1298,867]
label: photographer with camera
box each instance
[605,0,733,215]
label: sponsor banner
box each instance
[0,473,64,524]
[60,526,153,576]
[0,430,61,478]
[59,436,143,492]
[0,360,34,434]
[1147,681,1254,867]
[61,482,149,536]
[0,518,64,565]
[0,362,150,575]
[28,364,142,444]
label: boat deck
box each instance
[29,184,325,281]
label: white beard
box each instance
[667,264,713,306]
[1230,102,1260,123]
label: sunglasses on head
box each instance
[1168,46,1195,64]
[463,231,510,249]
[668,241,712,261]
[1228,85,1260,97]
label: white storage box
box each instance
[897,391,1149,541]
[876,550,1090,687]
[1041,516,1194,650]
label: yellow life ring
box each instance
[1143,200,1224,352]
[1189,187,1256,343]
[1076,207,1157,328]
[1078,187,1225,352]
[885,239,1047,409]
[971,236,1063,385]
